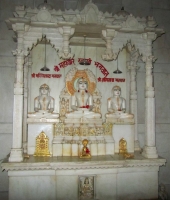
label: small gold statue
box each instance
[34,131,51,157]
[80,139,91,158]
[119,138,127,154]
[119,138,134,159]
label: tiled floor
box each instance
[0,192,8,200]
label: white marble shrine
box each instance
[1,1,166,200]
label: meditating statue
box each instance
[106,85,133,119]
[28,83,59,119]
[80,139,91,158]
[66,77,101,119]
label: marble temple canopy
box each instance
[6,0,164,162]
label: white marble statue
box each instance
[66,77,101,119]
[28,83,59,119]
[106,85,133,119]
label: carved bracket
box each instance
[102,29,118,61]
[126,43,140,67]
[58,26,75,60]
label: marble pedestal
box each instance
[112,124,135,153]
[64,117,103,125]
[27,118,59,155]
[52,135,115,156]
[1,153,166,200]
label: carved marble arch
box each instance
[59,67,102,118]
[23,27,63,57]
[110,32,148,58]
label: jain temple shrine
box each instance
[1,0,168,200]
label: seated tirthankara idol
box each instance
[66,77,101,119]
[106,85,133,120]
[28,83,59,119]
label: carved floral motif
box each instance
[79,176,94,199]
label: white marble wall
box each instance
[1,0,170,198]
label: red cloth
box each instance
[80,105,90,109]
[86,147,90,153]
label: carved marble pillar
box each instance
[9,24,25,162]
[101,29,117,61]
[142,32,158,158]
[22,56,32,153]
[58,26,75,59]
[127,61,140,151]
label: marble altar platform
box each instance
[2,152,165,200]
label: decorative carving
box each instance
[80,125,89,136]
[15,5,26,18]
[92,98,101,113]
[121,15,145,29]
[54,122,64,136]
[79,176,94,199]
[80,139,91,158]
[147,16,157,28]
[34,131,51,157]
[142,32,157,41]
[73,1,114,25]
[102,29,118,61]
[37,9,52,22]
[126,43,139,66]
[12,49,25,56]
[73,127,80,136]
[142,55,156,64]
[64,127,74,136]
[103,122,113,135]
[96,127,104,136]
[60,98,69,117]
[30,9,64,23]
[66,68,96,95]
[58,26,75,59]
[89,127,96,136]
[58,124,105,136]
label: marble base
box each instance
[142,145,158,158]
[27,118,59,123]
[64,118,103,125]
[1,154,166,200]
[106,117,134,124]
[9,148,23,162]
[52,135,115,156]
[112,124,135,153]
